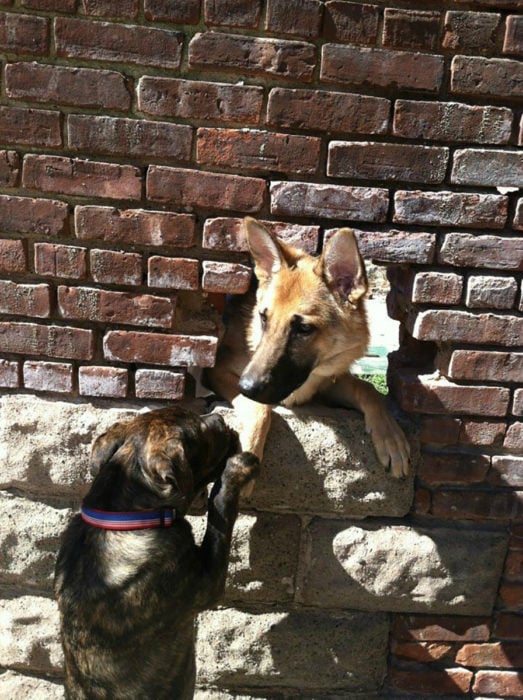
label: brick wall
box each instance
[0,0,521,697]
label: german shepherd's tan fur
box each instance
[205,217,410,478]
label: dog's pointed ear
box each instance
[318,229,368,304]
[244,217,287,281]
[89,422,127,475]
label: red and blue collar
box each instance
[81,505,175,531]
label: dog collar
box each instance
[80,505,175,530]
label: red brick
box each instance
[189,32,316,82]
[449,350,523,383]
[392,615,491,642]
[205,0,261,28]
[503,15,523,54]
[34,243,87,280]
[79,0,138,18]
[22,0,75,10]
[515,198,523,230]
[473,670,523,696]
[202,217,319,254]
[0,151,20,187]
[58,286,174,328]
[75,206,196,248]
[432,490,523,521]
[89,249,142,286]
[410,309,522,347]
[0,195,68,236]
[439,233,523,270]
[452,148,523,188]
[392,641,454,663]
[514,389,523,417]
[323,1,379,45]
[414,488,432,515]
[0,359,19,388]
[321,44,443,92]
[266,0,322,38]
[78,366,128,398]
[394,190,508,229]
[420,451,491,486]
[460,420,506,447]
[197,128,321,175]
[457,642,523,668]
[500,583,523,610]
[389,668,472,695]
[147,256,199,290]
[0,321,93,360]
[383,8,441,51]
[267,87,389,135]
[144,0,200,24]
[328,141,448,184]
[412,272,463,305]
[23,360,73,393]
[103,331,217,367]
[505,424,523,453]
[349,229,436,264]
[420,416,462,446]
[0,106,61,148]
[0,280,50,318]
[466,275,517,310]
[55,17,183,69]
[0,12,48,55]
[451,55,523,99]
[202,261,251,294]
[135,368,185,400]
[68,115,193,163]
[504,549,523,581]
[271,181,388,222]
[23,155,141,201]
[0,239,26,274]
[147,166,265,213]
[496,613,523,640]
[443,11,500,52]
[391,369,510,417]
[6,62,131,111]
[393,100,513,145]
[138,76,262,126]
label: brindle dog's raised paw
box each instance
[223,452,260,493]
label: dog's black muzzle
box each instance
[238,358,312,405]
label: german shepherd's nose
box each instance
[238,372,279,404]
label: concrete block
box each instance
[0,671,64,699]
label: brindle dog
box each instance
[55,407,258,700]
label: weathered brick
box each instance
[0,322,93,360]
[147,166,265,213]
[55,17,183,69]
[202,261,251,294]
[6,62,131,111]
[57,286,174,328]
[189,32,316,81]
[439,233,523,270]
[321,44,443,92]
[197,128,321,175]
[394,191,508,229]
[267,87,389,135]
[393,100,513,145]
[34,243,87,280]
[328,142,448,184]
[23,155,141,200]
[266,0,323,38]
[490,455,523,487]
[0,12,48,55]
[135,368,185,399]
[89,249,142,286]
[383,8,441,51]
[420,416,462,446]
[144,0,200,24]
[78,366,128,398]
[449,350,523,382]
[515,198,523,230]
[138,76,263,125]
[23,360,73,393]
[460,420,506,447]
[503,15,523,54]
[392,640,454,663]
[79,0,138,18]
[0,195,68,236]
[496,613,523,640]
[443,11,500,52]
[205,0,261,28]
[68,115,193,162]
[432,490,523,522]
[452,148,523,188]
[22,0,75,9]
[103,331,217,367]
[505,423,523,453]
[451,55,523,99]
[147,256,199,290]
[75,206,196,247]
[473,670,523,697]
[420,451,491,486]
[390,669,473,695]
[500,583,523,610]
[503,548,523,581]
[335,229,436,263]
[0,239,26,273]
[202,217,319,254]
[392,615,490,643]
[0,106,61,149]
[412,271,463,305]
[0,150,20,187]
[0,359,19,388]
[323,1,379,44]
[409,309,522,347]
[466,275,518,309]
[271,181,388,221]
[0,280,50,318]
[514,389,523,417]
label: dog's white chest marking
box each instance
[101,531,156,587]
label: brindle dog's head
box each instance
[85,408,238,515]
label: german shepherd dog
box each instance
[55,407,258,700]
[205,217,410,478]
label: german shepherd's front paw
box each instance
[366,409,411,479]
[222,452,260,496]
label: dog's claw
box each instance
[366,410,410,479]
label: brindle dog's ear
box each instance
[89,422,127,476]
[244,217,287,281]
[145,444,193,498]
[318,228,368,305]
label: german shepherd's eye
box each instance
[259,310,268,329]
[292,317,316,335]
